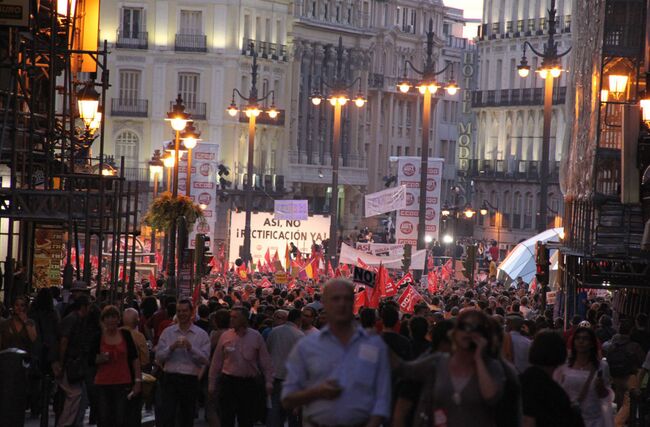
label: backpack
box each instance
[606,341,638,377]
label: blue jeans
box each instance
[266,378,299,427]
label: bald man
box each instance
[122,308,150,367]
[282,279,391,427]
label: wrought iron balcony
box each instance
[472,87,567,108]
[111,99,148,117]
[241,38,288,61]
[466,159,560,182]
[116,30,148,49]
[169,101,206,120]
[175,34,207,52]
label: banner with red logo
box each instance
[178,143,220,254]
[395,157,444,245]
[397,285,422,314]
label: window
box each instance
[179,10,202,35]
[443,23,450,36]
[396,146,402,156]
[178,72,199,106]
[348,8,352,24]
[539,17,546,31]
[491,22,499,34]
[324,4,328,19]
[396,7,401,26]
[517,20,524,32]
[410,10,416,33]
[524,193,533,229]
[513,192,522,228]
[527,19,535,32]
[440,140,448,161]
[405,147,410,156]
[118,70,140,104]
[336,6,340,22]
[506,21,513,33]
[122,7,144,38]
[312,1,316,17]
[115,131,139,168]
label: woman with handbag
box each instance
[89,305,142,427]
[555,327,614,427]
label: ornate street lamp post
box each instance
[148,150,164,263]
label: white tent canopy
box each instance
[497,227,563,285]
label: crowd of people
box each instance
[0,268,649,427]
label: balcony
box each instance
[241,38,288,61]
[472,87,567,108]
[115,30,148,49]
[111,99,148,117]
[445,35,468,49]
[466,159,560,182]
[170,101,206,120]
[477,15,571,40]
[175,34,207,52]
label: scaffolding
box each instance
[0,0,140,304]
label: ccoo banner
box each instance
[364,185,407,217]
[395,157,444,245]
[274,200,309,220]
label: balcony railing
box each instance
[169,101,206,120]
[241,38,288,61]
[111,99,148,117]
[472,87,567,108]
[445,35,468,49]
[120,167,150,182]
[478,15,571,40]
[175,34,207,52]
[116,29,148,49]
[466,159,560,181]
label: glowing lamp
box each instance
[463,206,476,219]
[311,96,322,106]
[517,65,530,78]
[550,67,562,78]
[88,111,102,132]
[57,0,77,16]
[538,68,549,79]
[417,85,427,95]
[180,121,201,149]
[166,94,190,131]
[480,207,489,216]
[446,81,459,96]
[601,90,609,103]
[424,235,433,244]
[163,155,175,168]
[227,103,239,117]
[608,74,628,98]
[76,83,100,127]
[641,99,650,125]
[267,106,279,119]
[398,81,411,93]
[427,83,439,94]
[245,106,261,118]
[442,234,454,244]
[353,94,366,108]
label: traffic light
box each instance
[217,164,231,189]
[535,241,550,286]
[402,243,412,273]
[195,234,213,278]
[463,244,477,283]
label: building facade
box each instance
[470,0,572,249]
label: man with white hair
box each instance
[122,307,150,367]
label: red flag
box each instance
[155,252,163,271]
[396,272,415,288]
[427,254,434,271]
[397,285,422,314]
[335,268,342,277]
[357,258,376,272]
[441,260,453,281]
[376,264,388,297]
[264,249,272,266]
[191,283,201,315]
[326,261,334,278]
[354,290,367,315]
[260,277,273,288]
[287,278,296,290]
[384,275,398,297]
[238,263,248,280]
[149,271,156,286]
[340,264,351,277]
[427,271,439,294]
[272,250,280,263]
[90,256,99,269]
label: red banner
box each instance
[397,285,422,314]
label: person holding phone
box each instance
[393,309,506,427]
[555,327,614,427]
[282,279,391,427]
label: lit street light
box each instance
[181,121,201,197]
[149,150,164,263]
[310,37,366,268]
[397,19,457,254]
[516,0,571,232]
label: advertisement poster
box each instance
[33,228,64,288]
[178,143,220,254]
[228,212,330,266]
[395,157,444,245]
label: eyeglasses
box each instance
[457,321,480,333]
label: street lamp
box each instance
[164,95,190,291]
[516,0,571,233]
[77,81,100,129]
[310,37,366,268]
[162,153,175,192]
[480,200,501,246]
[397,19,457,253]
[180,121,201,197]
[226,42,279,265]
[149,150,164,263]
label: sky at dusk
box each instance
[445,0,484,38]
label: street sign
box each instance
[0,0,30,27]
[353,266,376,287]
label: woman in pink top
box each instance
[90,306,142,427]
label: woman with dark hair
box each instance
[520,330,583,427]
[555,327,613,427]
[90,305,141,427]
[394,309,505,427]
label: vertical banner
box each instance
[395,157,444,245]
[179,143,220,254]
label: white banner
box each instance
[274,200,309,220]
[364,185,407,217]
[339,243,426,270]
[178,143,220,253]
[229,212,330,265]
[355,242,405,257]
[395,157,444,245]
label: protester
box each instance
[208,306,273,427]
[156,299,211,427]
[602,319,645,407]
[555,326,613,427]
[507,314,532,373]
[122,308,150,368]
[282,279,391,427]
[300,306,319,335]
[520,330,583,427]
[266,308,304,427]
[90,305,142,427]
[395,309,505,426]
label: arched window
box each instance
[513,192,522,229]
[115,130,139,168]
[524,192,534,229]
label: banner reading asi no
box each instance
[395,157,444,245]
